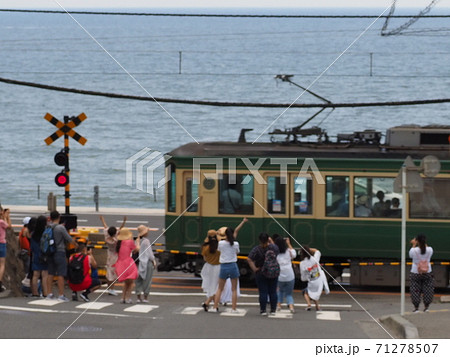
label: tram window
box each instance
[354,177,401,218]
[294,177,312,215]
[267,176,286,214]
[410,178,450,219]
[219,174,254,215]
[186,177,198,212]
[167,165,176,212]
[326,176,349,217]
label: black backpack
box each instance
[261,248,280,279]
[68,254,86,284]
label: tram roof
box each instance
[168,141,450,161]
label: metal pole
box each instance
[179,51,182,74]
[401,164,406,315]
[37,184,40,200]
[369,52,373,77]
[64,116,70,215]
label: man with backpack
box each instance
[247,232,280,316]
[68,238,100,302]
[45,211,78,302]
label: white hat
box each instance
[23,217,31,225]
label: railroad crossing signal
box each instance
[44,113,88,216]
[44,112,87,146]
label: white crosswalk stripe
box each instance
[268,310,293,319]
[24,299,343,320]
[124,305,158,313]
[76,302,113,310]
[179,307,203,315]
[316,311,341,321]
[220,308,247,317]
[28,299,62,306]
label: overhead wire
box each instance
[1,8,450,18]
[1,76,449,108]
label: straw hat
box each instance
[204,229,217,242]
[216,226,227,241]
[137,225,150,237]
[118,228,133,241]
[356,194,368,206]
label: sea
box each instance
[0,6,449,209]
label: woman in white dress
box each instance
[299,245,329,311]
[200,230,220,311]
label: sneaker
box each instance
[71,292,78,301]
[423,307,430,313]
[209,307,219,313]
[230,309,240,314]
[202,302,209,312]
[142,299,149,303]
[46,293,55,300]
[260,311,268,316]
[305,306,311,311]
[413,309,419,313]
[80,292,90,302]
[107,289,118,296]
[0,286,6,293]
[57,295,70,302]
[290,308,295,314]
[125,299,133,304]
[270,311,276,316]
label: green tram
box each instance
[161,125,450,287]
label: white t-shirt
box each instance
[409,246,433,274]
[218,240,239,263]
[277,248,297,282]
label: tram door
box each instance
[289,175,314,247]
[180,172,202,249]
[262,175,290,237]
[262,174,314,244]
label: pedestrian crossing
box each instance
[22,298,342,320]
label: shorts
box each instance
[0,243,6,258]
[219,262,240,280]
[47,251,68,276]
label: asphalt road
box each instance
[0,271,401,340]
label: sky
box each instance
[0,0,447,9]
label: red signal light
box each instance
[55,172,69,187]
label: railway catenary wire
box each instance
[1,76,450,109]
[1,8,450,18]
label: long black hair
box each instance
[225,227,235,246]
[416,233,427,255]
[203,236,218,254]
[31,215,47,243]
[274,235,287,254]
[299,245,313,261]
[27,217,37,236]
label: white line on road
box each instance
[124,305,158,313]
[316,311,341,321]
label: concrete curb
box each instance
[7,205,165,216]
[379,314,419,339]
